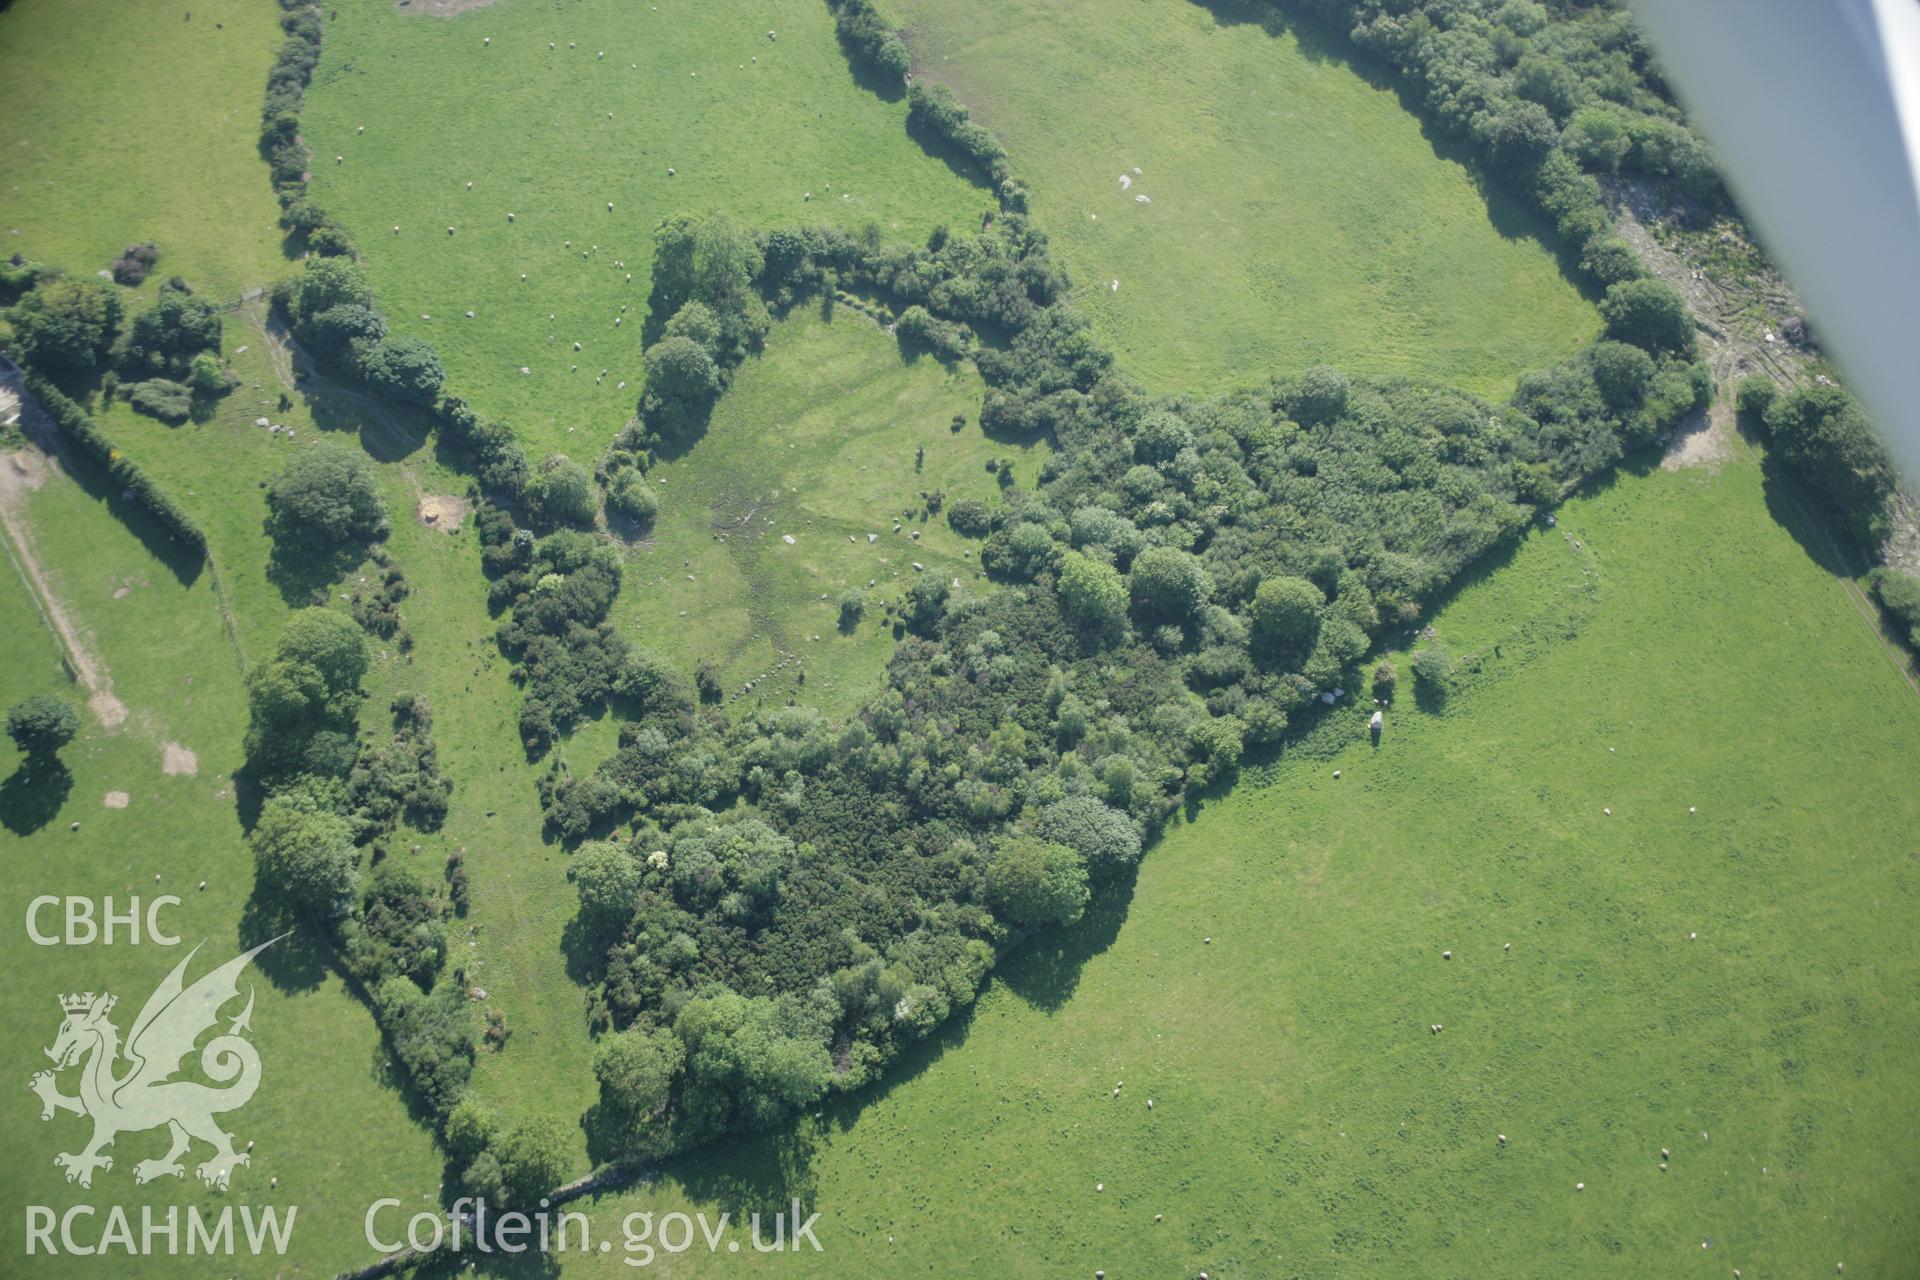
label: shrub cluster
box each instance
[907,83,1027,210]
[243,610,469,1115]
[1869,568,1920,652]
[109,243,160,287]
[1736,376,1900,546]
[826,0,910,81]
[261,1,353,254]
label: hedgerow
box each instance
[19,370,206,552]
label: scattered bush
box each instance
[109,243,160,287]
[126,378,192,424]
[1868,568,1920,650]
[7,695,79,757]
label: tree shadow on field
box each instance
[835,29,907,103]
[998,866,1136,1013]
[0,755,71,834]
[16,396,208,587]
[235,886,332,994]
[1188,0,1599,298]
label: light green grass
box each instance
[895,0,1599,399]
[301,0,987,459]
[102,326,608,1158]
[614,305,1039,717]
[0,447,444,1277]
[0,0,290,301]
[555,451,1920,1277]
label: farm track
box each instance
[1615,199,1920,706]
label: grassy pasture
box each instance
[0,0,290,302]
[301,0,987,459]
[0,438,446,1278]
[893,0,1599,399]
[555,450,1920,1278]
[616,306,1040,717]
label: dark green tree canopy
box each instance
[6,695,79,757]
[6,278,123,371]
[267,445,387,553]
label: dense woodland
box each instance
[3,0,1916,1211]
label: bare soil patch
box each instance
[396,0,502,17]
[162,742,199,776]
[102,791,129,809]
[1662,401,1735,472]
[1,441,125,728]
[417,493,469,532]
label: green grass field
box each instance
[894,0,1599,399]
[613,305,1038,717]
[0,441,446,1277]
[556,448,1920,1277]
[301,0,988,459]
[0,0,291,302]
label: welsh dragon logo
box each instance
[28,939,280,1190]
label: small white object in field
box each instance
[198,881,206,891]
[256,418,270,427]
[1146,1099,1153,1109]
[1503,942,1511,952]
[508,212,515,221]
[483,36,490,45]
[335,154,342,163]
[357,124,365,133]
[1661,1147,1670,1159]
[618,381,626,389]
[769,29,776,39]
[574,341,582,351]
[1576,1182,1584,1191]
[1690,932,1697,940]
[1689,806,1697,814]
[1154,1214,1163,1222]
[1203,936,1212,944]
[1095,1183,1103,1192]
[1603,807,1612,815]
[1498,1133,1506,1144]
[1111,279,1119,291]
[868,533,878,543]
[447,226,456,235]
[1136,194,1150,203]
[465,310,475,318]
[1119,174,1132,189]
[271,1177,278,1188]
[1134,166,1142,175]
[608,201,614,210]
[782,535,795,545]
[466,180,473,189]
[520,367,530,375]
[393,226,400,233]
[1441,950,1451,959]
[598,50,604,58]
[1333,769,1341,778]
